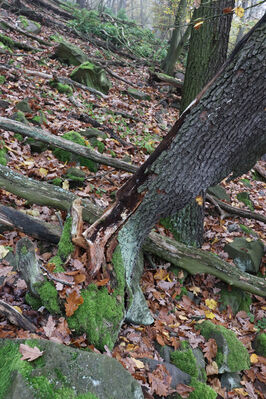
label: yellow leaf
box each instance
[234,388,249,396]
[234,6,244,18]
[205,299,217,310]
[261,306,266,310]
[62,180,69,190]
[195,195,203,206]
[23,160,35,167]
[0,245,9,258]
[189,286,201,296]
[39,168,48,177]
[179,315,188,320]
[205,310,216,319]
[250,353,258,363]
[132,358,145,369]
[13,306,22,314]
[194,21,204,30]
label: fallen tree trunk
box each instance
[0,117,137,173]
[0,165,265,297]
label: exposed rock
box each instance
[1,339,144,399]
[221,372,242,390]
[196,320,250,373]
[70,62,111,94]
[53,41,88,66]
[18,16,41,34]
[224,237,264,273]
[143,358,191,388]
[219,284,252,314]
[0,99,10,109]
[127,88,151,101]
[16,99,33,113]
[253,333,266,357]
[208,185,231,201]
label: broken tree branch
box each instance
[0,117,137,173]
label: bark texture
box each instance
[86,15,266,284]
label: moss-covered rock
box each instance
[53,41,88,66]
[16,99,33,113]
[70,62,111,94]
[49,80,73,96]
[0,33,14,49]
[11,110,29,126]
[219,285,252,314]
[67,246,126,350]
[0,75,6,84]
[52,131,98,172]
[0,339,143,399]
[57,216,74,261]
[196,320,250,373]
[174,377,216,399]
[224,237,264,274]
[127,88,150,101]
[0,141,8,165]
[18,16,41,34]
[170,346,199,379]
[253,333,266,357]
[29,111,47,126]
[36,280,61,314]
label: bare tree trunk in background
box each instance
[163,0,234,248]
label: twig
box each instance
[40,265,74,286]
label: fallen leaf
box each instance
[43,315,56,338]
[175,383,195,398]
[132,358,145,369]
[250,353,258,363]
[234,6,244,18]
[206,361,219,375]
[205,299,217,310]
[19,343,43,361]
[194,21,204,30]
[195,195,203,206]
[203,338,217,363]
[0,245,9,258]
[65,291,84,317]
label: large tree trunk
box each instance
[167,0,234,247]
[161,0,188,76]
[84,15,265,323]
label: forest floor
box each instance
[0,2,265,398]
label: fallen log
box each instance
[0,165,265,297]
[0,117,137,173]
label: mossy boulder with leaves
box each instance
[70,62,111,94]
[53,40,88,66]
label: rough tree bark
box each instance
[167,0,234,247]
[83,15,265,322]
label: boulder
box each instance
[196,320,250,373]
[127,88,151,101]
[18,16,41,34]
[218,284,252,314]
[0,339,144,399]
[53,41,88,66]
[224,237,264,273]
[70,62,111,94]
[208,185,230,201]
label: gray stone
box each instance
[143,358,191,388]
[0,99,10,109]
[53,41,88,66]
[16,99,33,113]
[127,88,151,101]
[221,372,242,390]
[208,185,231,201]
[70,62,111,94]
[1,339,144,399]
[224,237,264,273]
[81,127,106,139]
[219,284,251,314]
[192,348,207,382]
[227,223,240,233]
[18,17,41,34]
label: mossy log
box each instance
[0,117,137,173]
[0,165,265,297]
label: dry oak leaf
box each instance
[175,383,195,398]
[203,338,217,363]
[19,343,43,362]
[65,291,84,317]
[206,361,219,376]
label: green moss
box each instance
[0,75,6,84]
[12,110,29,125]
[175,286,188,301]
[175,377,216,399]
[0,341,33,399]
[171,347,198,378]
[196,321,250,372]
[49,177,63,186]
[254,333,266,357]
[0,340,99,399]
[219,286,252,314]
[0,33,14,48]
[30,111,47,126]
[52,131,98,172]
[19,16,29,28]
[49,80,73,96]
[89,138,105,153]
[25,293,42,310]
[37,281,61,314]
[0,147,7,166]
[68,246,125,350]
[58,217,74,261]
